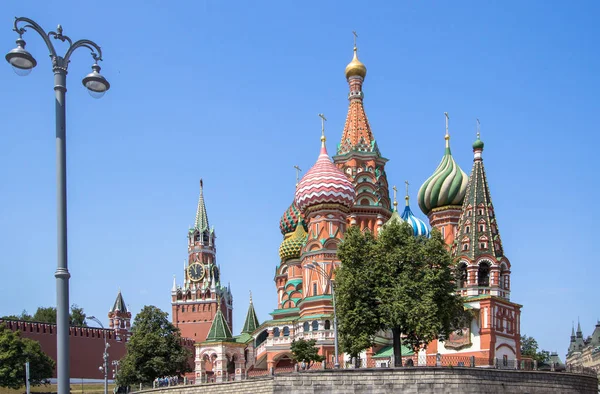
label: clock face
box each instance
[188,263,205,282]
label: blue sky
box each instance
[1,1,598,357]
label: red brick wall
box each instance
[1,320,126,379]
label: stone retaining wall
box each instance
[141,367,598,394]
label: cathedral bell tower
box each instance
[171,180,233,342]
[332,35,392,233]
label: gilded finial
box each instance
[392,185,398,210]
[345,31,367,79]
[294,165,302,187]
[318,113,327,143]
[249,290,253,304]
[444,112,450,148]
[405,180,410,206]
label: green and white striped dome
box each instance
[418,137,468,215]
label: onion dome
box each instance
[278,224,308,261]
[473,133,484,150]
[401,192,430,237]
[418,114,468,215]
[383,186,404,228]
[295,132,355,213]
[279,201,307,235]
[345,46,367,80]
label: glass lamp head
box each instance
[5,38,37,76]
[82,63,110,98]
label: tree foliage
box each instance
[290,339,324,369]
[336,221,466,366]
[1,305,87,326]
[116,306,191,386]
[335,226,381,361]
[520,335,550,364]
[0,324,55,389]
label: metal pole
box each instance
[331,282,340,369]
[103,343,108,394]
[54,64,71,394]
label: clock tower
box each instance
[171,180,233,342]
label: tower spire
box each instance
[444,112,450,148]
[242,291,260,334]
[392,185,398,211]
[319,113,327,146]
[405,180,410,206]
[194,179,210,232]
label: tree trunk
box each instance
[392,327,402,367]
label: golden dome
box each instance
[345,46,367,79]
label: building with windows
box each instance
[173,41,522,382]
[566,321,600,376]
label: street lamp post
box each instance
[305,262,340,369]
[88,316,110,394]
[5,17,110,394]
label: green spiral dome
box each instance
[418,143,468,215]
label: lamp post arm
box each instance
[64,39,103,64]
[13,17,58,59]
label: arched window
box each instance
[255,330,268,347]
[273,327,280,337]
[283,326,290,337]
[181,306,186,313]
[458,263,468,288]
[478,262,490,287]
[312,321,319,331]
[324,320,331,330]
[313,283,317,296]
[303,321,309,332]
[462,243,469,251]
[465,226,470,234]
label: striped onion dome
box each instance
[401,198,430,237]
[279,201,307,235]
[295,137,355,213]
[278,224,308,261]
[418,136,468,215]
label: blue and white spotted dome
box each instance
[401,194,430,237]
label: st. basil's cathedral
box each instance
[170,41,522,382]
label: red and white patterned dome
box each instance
[295,141,355,212]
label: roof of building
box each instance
[401,188,429,237]
[418,116,468,215]
[338,45,378,157]
[205,305,233,342]
[454,134,506,261]
[192,179,213,234]
[241,296,260,334]
[111,290,127,313]
[278,224,308,261]
[279,201,307,235]
[295,134,355,212]
[372,345,414,358]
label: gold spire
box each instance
[392,185,398,211]
[405,180,410,206]
[444,112,450,148]
[319,113,327,144]
[345,31,367,79]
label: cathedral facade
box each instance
[174,41,522,382]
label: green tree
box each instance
[337,221,466,367]
[116,306,191,386]
[521,335,550,365]
[0,324,55,389]
[290,339,324,369]
[336,226,381,365]
[69,304,87,326]
[2,305,88,326]
[32,307,56,324]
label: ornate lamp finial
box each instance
[318,113,327,143]
[392,185,398,210]
[405,180,410,206]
